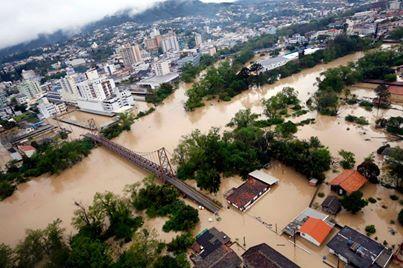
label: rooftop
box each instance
[321,195,341,215]
[226,177,268,211]
[327,226,393,268]
[249,170,279,186]
[330,169,367,194]
[191,228,241,268]
[282,208,330,236]
[137,72,179,88]
[242,243,300,268]
[258,55,288,67]
[17,145,36,152]
[299,217,333,245]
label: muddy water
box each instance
[0,51,402,267]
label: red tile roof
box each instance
[300,217,332,245]
[330,170,367,194]
[226,178,268,210]
[17,145,36,152]
[388,85,403,96]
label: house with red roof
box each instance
[225,170,279,212]
[299,217,333,246]
[330,169,367,195]
[17,145,37,158]
[226,178,268,212]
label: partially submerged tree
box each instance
[357,154,380,184]
[341,191,368,214]
[384,147,403,190]
[0,244,14,268]
[339,150,356,169]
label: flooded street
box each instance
[1,51,402,267]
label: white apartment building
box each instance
[77,87,134,114]
[60,74,81,104]
[195,33,203,47]
[118,44,142,67]
[102,88,135,112]
[15,93,28,105]
[17,80,42,99]
[37,97,67,119]
[161,32,180,53]
[76,78,115,101]
[153,60,171,76]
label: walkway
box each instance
[84,133,222,214]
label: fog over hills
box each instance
[0,0,235,58]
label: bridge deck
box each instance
[85,134,221,214]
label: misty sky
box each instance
[0,0,233,49]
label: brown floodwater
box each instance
[1,51,402,267]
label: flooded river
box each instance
[1,51,402,267]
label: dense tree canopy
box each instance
[339,150,356,169]
[145,83,175,105]
[341,191,368,214]
[130,182,200,232]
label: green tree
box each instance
[163,204,199,232]
[113,229,162,268]
[357,154,380,184]
[341,191,368,214]
[275,121,297,138]
[385,147,403,190]
[339,150,356,169]
[67,235,111,268]
[167,233,195,254]
[15,219,69,267]
[73,192,143,241]
[227,108,259,129]
[0,243,14,268]
[119,112,135,131]
[389,27,403,40]
[365,225,376,236]
[374,84,391,106]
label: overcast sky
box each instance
[0,0,233,49]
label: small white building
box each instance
[258,56,289,71]
[248,170,279,186]
[153,60,171,76]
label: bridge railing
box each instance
[85,133,221,213]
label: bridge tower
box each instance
[157,147,175,182]
[88,118,98,134]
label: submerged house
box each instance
[321,195,342,215]
[190,228,241,268]
[226,170,279,212]
[329,169,367,195]
[242,243,300,268]
[299,217,333,246]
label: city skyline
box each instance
[0,0,233,49]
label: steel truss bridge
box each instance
[84,133,221,214]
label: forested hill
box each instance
[0,0,230,60]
